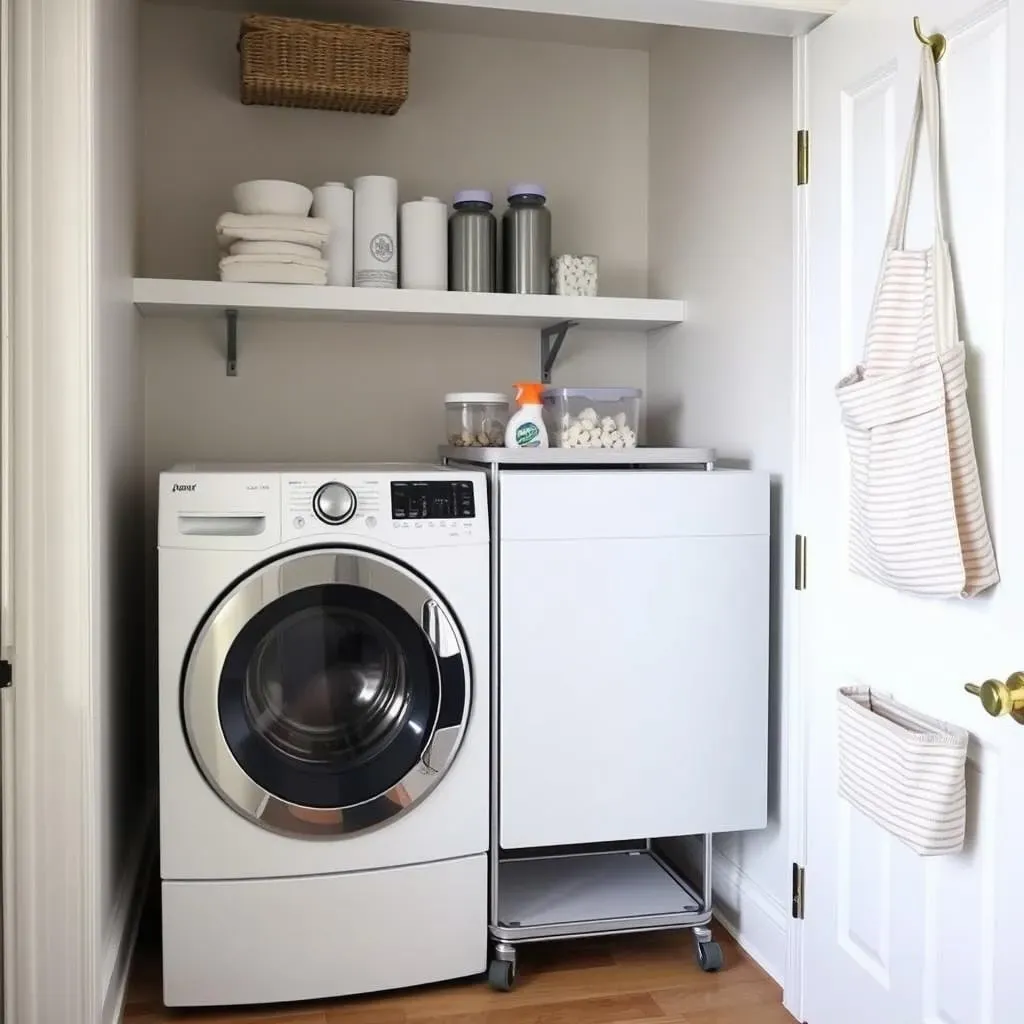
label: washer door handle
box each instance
[421,598,459,658]
[422,599,440,646]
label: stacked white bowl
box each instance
[215,180,331,285]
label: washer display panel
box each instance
[183,549,470,838]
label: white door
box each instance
[802,2,1024,1022]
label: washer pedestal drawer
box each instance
[161,853,487,1007]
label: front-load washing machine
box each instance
[158,464,489,1007]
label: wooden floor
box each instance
[123,884,791,1024]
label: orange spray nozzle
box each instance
[513,381,545,405]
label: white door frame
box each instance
[0,0,14,1008]
[783,27,812,1024]
[7,0,102,1021]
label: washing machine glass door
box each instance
[183,548,471,838]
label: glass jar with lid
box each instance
[445,392,509,447]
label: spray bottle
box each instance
[504,381,549,448]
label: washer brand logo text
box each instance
[172,483,197,493]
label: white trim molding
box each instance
[9,0,99,1020]
[711,850,789,985]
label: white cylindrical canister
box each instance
[312,182,354,287]
[400,197,448,290]
[353,175,398,288]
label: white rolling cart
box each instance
[439,447,771,991]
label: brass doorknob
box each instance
[965,672,1024,723]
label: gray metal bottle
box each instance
[449,190,497,292]
[502,184,551,294]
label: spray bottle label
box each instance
[515,423,541,447]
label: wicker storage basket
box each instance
[239,15,411,116]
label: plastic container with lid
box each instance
[446,392,509,447]
[541,387,643,449]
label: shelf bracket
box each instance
[225,308,238,377]
[540,320,578,384]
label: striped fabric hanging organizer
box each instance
[835,46,998,597]
[836,687,968,856]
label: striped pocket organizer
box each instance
[837,687,968,856]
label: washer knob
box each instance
[313,482,356,525]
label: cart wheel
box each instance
[488,958,516,991]
[696,940,723,973]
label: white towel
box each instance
[219,261,327,286]
[219,254,328,286]
[229,240,324,259]
[220,253,327,272]
[216,212,330,249]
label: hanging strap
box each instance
[885,45,946,250]
[882,42,959,353]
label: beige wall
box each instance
[139,3,650,473]
[139,6,650,293]
[648,27,793,970]
[143,319,644,467]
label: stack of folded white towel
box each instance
[216,213,331,285]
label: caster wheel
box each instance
[697,940,723,973]
[488,958,516,991]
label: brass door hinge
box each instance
[792,863,806,919]
[797,129,809,186]
[795,534,808,591]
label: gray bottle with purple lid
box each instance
[502,184,551,295]
[449,189,497,293]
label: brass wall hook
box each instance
[914,16,947,63]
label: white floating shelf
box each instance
[132,278,685,331]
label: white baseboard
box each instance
[710,850,789,987]
[100,791,157,1024]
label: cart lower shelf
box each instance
[487,847,722,990]
[494,850,705,942]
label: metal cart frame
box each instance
[440,447,723,990]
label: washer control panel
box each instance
[281,470,485,545]
[390,480,475,521]
[160,466,487,550]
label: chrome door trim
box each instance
[183,548,472,839]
